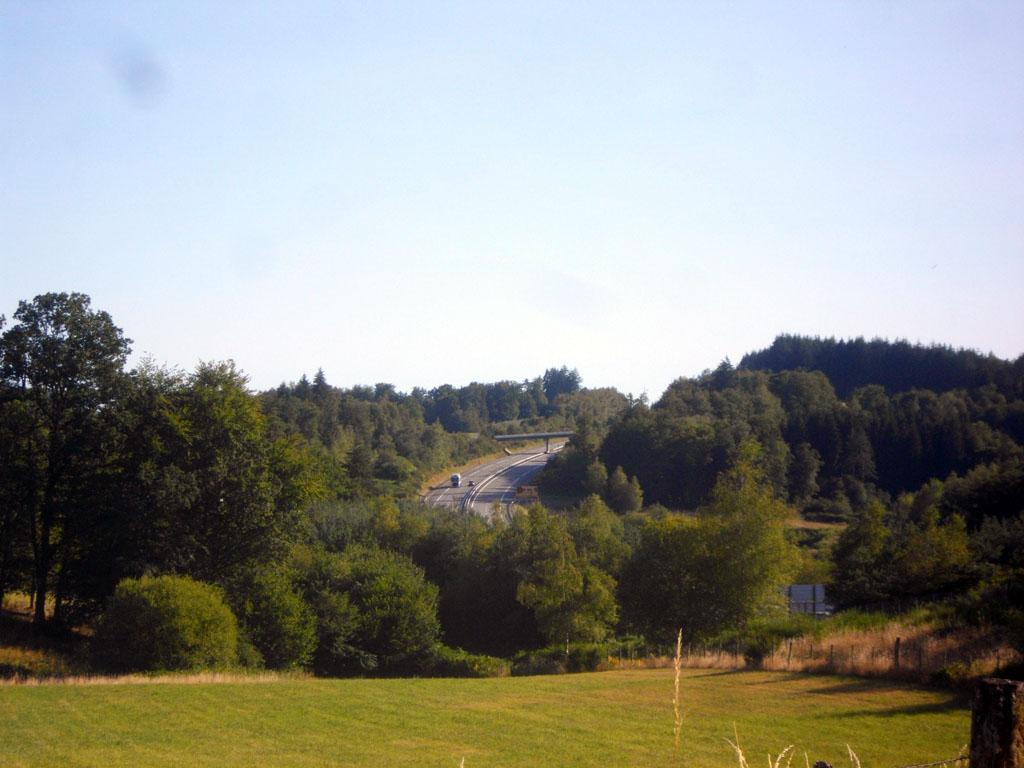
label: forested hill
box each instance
[739,335,1023,398]
[543,335,1024,530]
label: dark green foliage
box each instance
[340,545,440,665]
[537,417,612,501]
[227,569,316,670]
[618,448,796,643]
[802,495,855,523]
[741,334,1019,398]
[0,293,131,624]
[292,547,362,675]
[542,366,582,402]
[566,495,631,576]
[496,506,618,645]
[119,362,303,587]
[407,506,499,652]
[417,645,510,677]
[91,575,238,672]
[6,290,1024,673]
[510,640,646,675]
[601,370,793,509]
[293,544,440,674]
[829,484,975,610]
[512,643,605,675]
[969,513,1024,572]
[604,466,643,513]
[828,502,892,608]
[410,502,622,656]
[941,460,1024,528]
[953,568,1024,654]
[595,338,1023,522]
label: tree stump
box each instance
[970,678,1024,768]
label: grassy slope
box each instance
[0,669,967,768]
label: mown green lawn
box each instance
[0,668,968,767]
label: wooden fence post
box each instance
[970,678,1024,768]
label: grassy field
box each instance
[0,668,967,767]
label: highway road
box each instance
[422,444,563,518]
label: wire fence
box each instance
[656,631,1020,684]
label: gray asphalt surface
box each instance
[422,444,563,518]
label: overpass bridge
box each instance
[494,431,574,453]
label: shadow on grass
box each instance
[0,604,86,679]
[682,669,751,680]
[806,677,911,695]
[817,699,966,718]
[808,674,970,712]
[799,677,967,718]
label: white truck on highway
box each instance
[450,473,461,488]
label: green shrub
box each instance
[953,569,1024,652]
[228,569,316,670]
[741,635,777,668]
[235,633,265,669]
[709,615,816,667]
[511,643,609,676]
[566,643,604,672]
[929,661,979,694]
[92,575,238,673]
[511,650,565,676]
[418,645,510,678]
[293,544,440,675]
[341,545,440,666]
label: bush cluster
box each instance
[92,575,238,673]
[512,643,613,676]
[418,646,510,678]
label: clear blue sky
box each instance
[3,1,1023,399]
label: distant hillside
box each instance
[739,335,1023,398]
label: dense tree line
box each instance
[541,336,1023,620]
[740,334,1024,399]
[0,296,319,625]
[264,364,584,446]
[307,444,793,658]
[260,365,626,498]
[1,293,697,675]
[4,295,1021,674]
[582,354,1023,517]
[0,294,600,629]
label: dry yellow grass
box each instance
[673,628,683,749]
[1,592,83,679]
[608,619,1019,683]
[755,621,1019,680]
[0,670,307,687]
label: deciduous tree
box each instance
[0,293,130,624]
